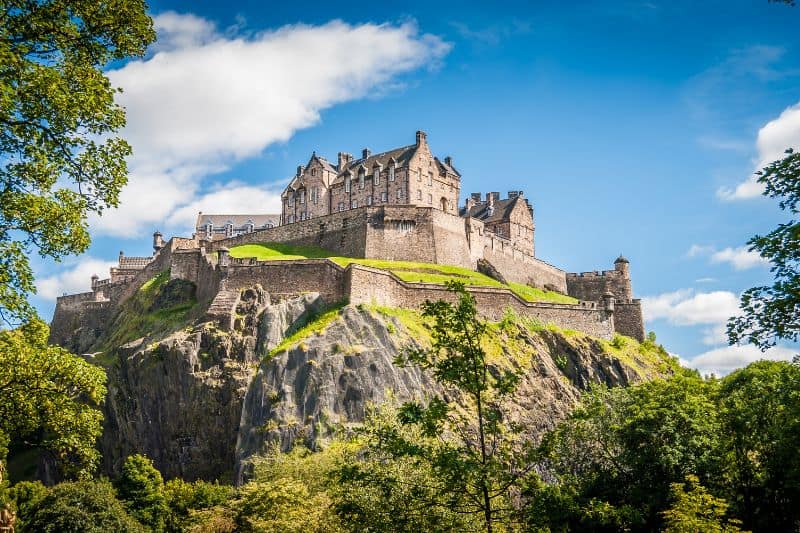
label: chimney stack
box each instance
[471,192,482,203]
[444,156,453,167]
[338,152,352,172]
[296,165,304,177]
[415,130,427,146]
[465,196,475,212]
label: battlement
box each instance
[566,269,623,278]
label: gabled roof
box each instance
[331,145,417,186]
[460,196,526,224]
[196,214,279,228]
[435,157,460,176]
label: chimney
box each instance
[471,192,482,203]
[296,165,304,177]
[362,148,371,159]
[508,191,519,199]
[465,196,475,212]
[415,130,427,147]
[444,156,453,167]
[338,152,352,172]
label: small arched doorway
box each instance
[440,197,448,212]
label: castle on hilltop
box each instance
[51,131,645,349]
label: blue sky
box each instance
[33,0,800,374]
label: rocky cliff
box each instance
[61,272,676,483]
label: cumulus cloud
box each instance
[36,258,117,300]
[687,244,768,270]
[91,14,450,237]
[642,288,740,326]
[167,184,283,229]
[718,102,800,200]
[688,344,797,376]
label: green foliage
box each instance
[727,148,800,349]
[662,475,743,533]
[0,0,155,325]
[0,319,106,478]
[163,478,234,533]
[389,280,532,531]
[229,242,576,304]
[24,479,144,532]
[116,454,169,532]
[539,373,722,530]
[331,406,481,532]
[7,480,47,530]
[718,359,800,531]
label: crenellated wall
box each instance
[566,268,633,301]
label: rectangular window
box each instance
[397,188,403,199]
[359,172,365,189]
[366,195,373,206]
[374,169,380,185]
[351,199,358,209]
[417,168,422,181]
[338,202,345,212]
[428,194,432,204]
[381,192,387,202]
[389,166,395,181]
[300,190,305,204]
[345,176,351,193]
[417,190,422,200]
[428,172,433,186]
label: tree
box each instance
[116,454,170,532]
[727,149,800,349]
[0,0,155,325]
[383,281,532,532]
[0,319,106,477]
[24,479,145,532]
[163,478,234,533]
[718,359,800,531]
[661,475,743,533]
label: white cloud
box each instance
[642,288,740,326]
[91,14,450,237]
[688,344,797,376]
[167,184,283,230]
[686,244,713,257]
[710,246,768,270]
[700,324,728,346]
[36,258,117,300]
[718,102,800,200]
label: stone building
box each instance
[281,131,461,224]
[195,214,279,241]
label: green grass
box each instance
[95,270,197,358]
[267,302,347,359]
[230,242,577,305]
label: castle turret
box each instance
[153,231,164,253]
[602,290,616,311]
[217,247,230,267]
[614,255,630,278]
[91,274,99,290]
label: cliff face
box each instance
[63,277,674,483]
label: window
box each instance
[345,176,351,192]
[417,168,422,181]
[366,195,373,206]
[374,168,380,185]
[288,215,294,223]
[428,194,432,204]
[338,202,345,212]
[381,192,387,202]
[389,165,395,181]
[397,188,404,199]
[311,169,316,176]
[359,170,365,189]
[351,199,358,209]
[300,212,305,221]
[205,223,213,237]
[300,190,305,204]
[428,172,433,186]
[417,190,422,200]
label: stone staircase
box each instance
[205,288,240,330]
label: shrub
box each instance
[116,454,169,531]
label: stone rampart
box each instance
[566,269,632,301]
[613,300,645,341]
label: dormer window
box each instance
[300,190,305,204]
[246,221,255,233]
[345,175,351,193]
[389,164,395,182]
[311,169,316,176]
[359,169,365,189]
[205,223,213,237]
[374,167,380,185]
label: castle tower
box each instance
[614,255,630,278]
[153,231,164,253]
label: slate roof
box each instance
[118,256,152,269]
[196,214,279,228]
[330,144,417,186]
[460,196,525,224]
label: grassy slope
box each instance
[229,243,577,305]
[95,270,197,359]
[268,303,680,381]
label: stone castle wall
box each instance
[566,269,632,301]
[613,300,645,341]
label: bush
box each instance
[164,478,234,532]
[8,480,47,529]
[24,479,144,532]
[116,454,169,531]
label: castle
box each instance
[50,131,645,348]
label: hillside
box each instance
[76,270,677,483]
